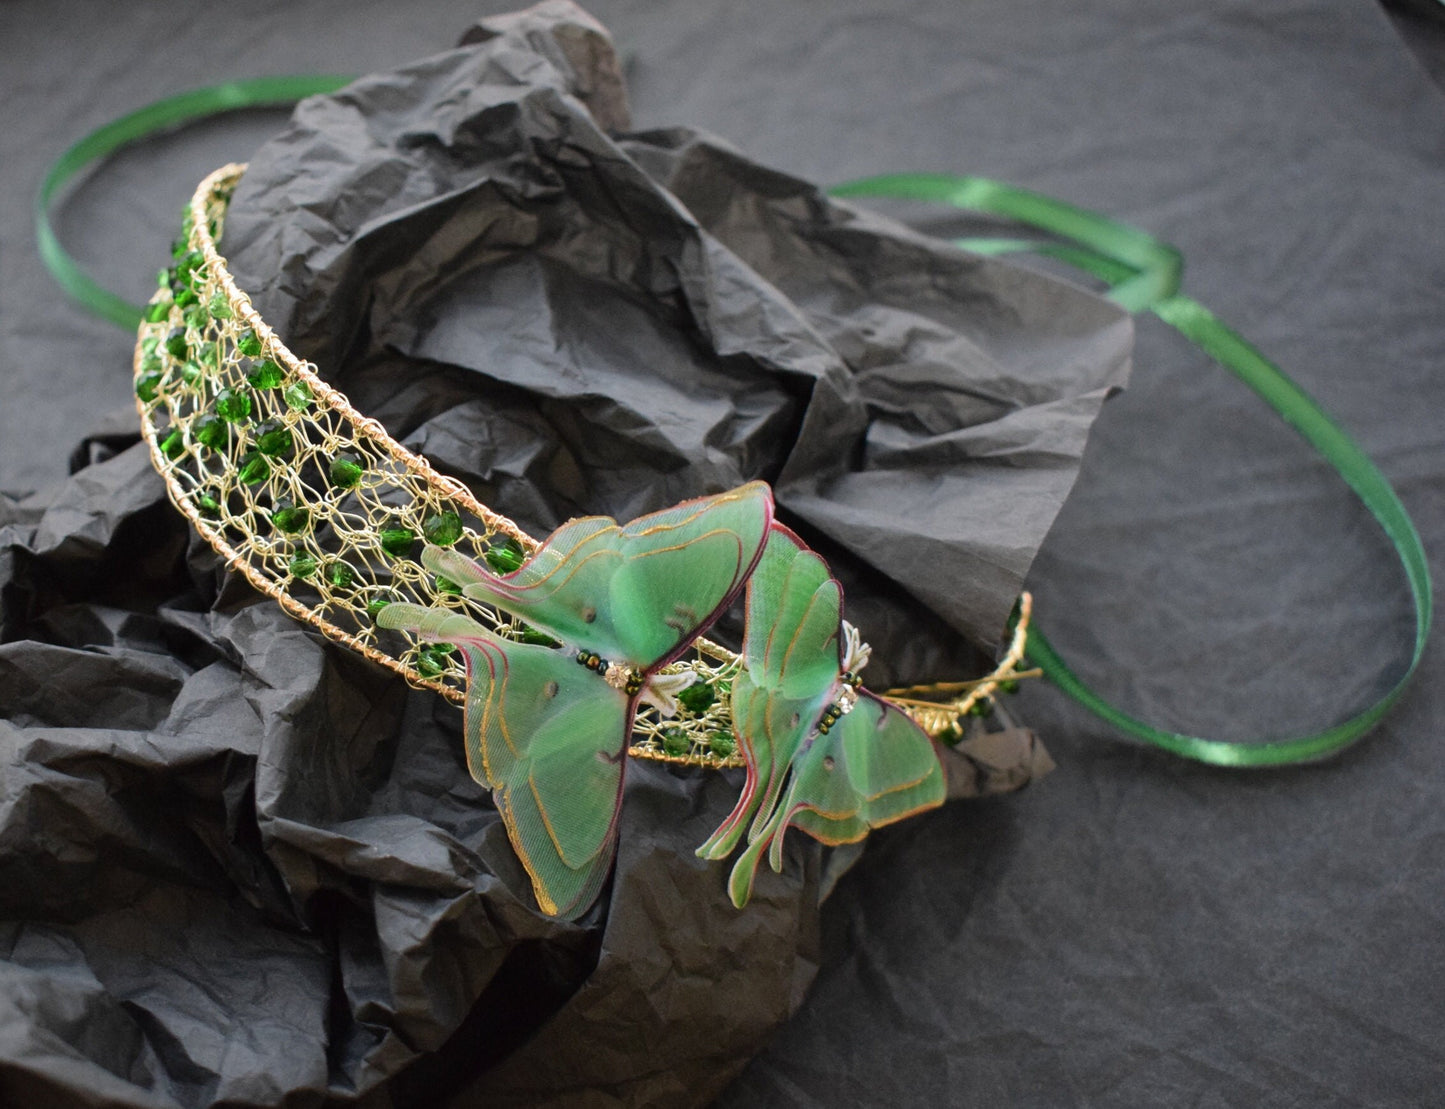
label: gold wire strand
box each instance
[135,165,1030,770]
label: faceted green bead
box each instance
[518,624,561,647]
[283,381,312,412]
[237,329,263,357]
[483,535,525,572]
[183,303,208,330]
[207,291,232,320]
[424,511,464,548]
[195,490,222,519]
[141,336,160,356]
[237,451,270,485]
[164,329,188,361]
[160,429,186,460]
[175,249,203,283]
[677,681,715,715]
[662,728,691,757]
[365,593,400,617]
[325,560,354,588]
[289,553,318,579]
[173,286,199,309]
[378,527,416,557]
[178,361,203,386]
[139,352,164,377]
[194,341,218,368]
[193,414,228,450]
[273,503,312,535]
[328,454,363,489]
[435,575,462,595]
[1000,679,1020,695]
[215,388,251,423]
[170,240,187,261]
[246,359,285,389]
[253,419,293,457]
[416,643,456,678]
[708,731,737,759]
[935,725,961,746]
[144,298,173,324]
[967,698,994,717]
[135,371,164,403]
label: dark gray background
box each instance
[2,1,1442,1105]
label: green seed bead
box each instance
[253,419,293,457]
[424,511,464,548]
[272,504,311,535]
[195,490,222,519]
[164,328,188,361]
[135,371,164,403]
[283,380,313,411]
[484,535,525,572]
[237,451,270,485]
[325,560,354,588]
[289,553,318,579]
[968,698,993,717]
[160,429,186,460]
[144,298,173,324]
[935,725,961,746]
[328,454,363,489]
[1000,679,1020,695]
[237,329,263,357]
[662,728,691,757]
[215,388,251,423]
[193,414,228,450]
[708,731,736,758]
[207,291,232,320]
[677,681,715,715]
[378,527,416,557]
[246,360,285,389]
[183,303,208,330]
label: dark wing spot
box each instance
[581,605,597,624]
[790,712,801,729]
[544,680,559,699]
[823,756,835,771]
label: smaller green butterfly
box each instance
[697,525,946,907]
[378,483,773,919]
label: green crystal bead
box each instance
[435,575,462,595]
[144,298,173,324]
[195,490,222,519]
[193,414,228,450]
[135,371,164,403]
[677,681,715,715]
[139,352,163,377]
[195,341,219,368]
[484,535,525,572]
[141,336,160,356]
[272,504,311,535]
[328,454,363,489]
[365,593,400,617]
[518,624,561,647]
[171,238,188,261]
[283,381,313,411]
[215,388,251,423]
[237,329,263,357]
[1000,679,1020,695]
[164,329,188,361]
[253,419,293,457]
[207,291,232,320]
[378,527,416,557]
[967,698,994,717]
[289,553,319,579]
[416,643,456,678]
[178,361,202,386]
[708,731,737,759]
[935,725,961,746]
[246,360,285,389]
[662,728,691,757]
[183,303,208,330]
[424,511,464,548]
[237,451,270,485]
[325,560,354,588]
[175,249,203,283]
[160,429,186,460]
[173,286,199,309]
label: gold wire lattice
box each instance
[134,164,1034,769]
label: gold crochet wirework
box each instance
[134,164,1033,769]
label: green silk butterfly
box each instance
[697,525,946,907]
[378,482,774,918]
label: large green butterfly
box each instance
[379,482,773,918]
[696,525,946,907]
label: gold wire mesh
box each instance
[133,164,1033,770]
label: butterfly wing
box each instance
[697,526,841,861]
[378,603,628,919]
[427,482,773,671]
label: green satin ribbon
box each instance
[37,88,1430,766]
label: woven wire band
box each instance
[133,164,1033,768]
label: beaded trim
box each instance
[133,164,1034,767]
